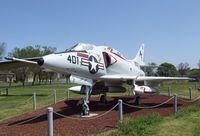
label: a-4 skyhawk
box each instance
[1,43,191,115]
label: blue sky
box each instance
[0,0,200,68]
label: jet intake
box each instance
[69,86,86,94]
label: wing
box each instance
[100,74,192,82]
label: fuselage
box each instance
[40,43,145,81]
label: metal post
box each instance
[6,88,8,96]
[33,93,36,111]
[54,90,56,104]
[173,94,177,114]
[118,99,123,123]
[67,90,69,100]
[189,87,192,100]
[47,107,53,136]
[127,87,130,96]
[168,86,171,96]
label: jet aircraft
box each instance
[1,43,191,115]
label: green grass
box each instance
[97,101,200,136]
[0,83,81,120]
[157,101,200,136]
[156,81,200,99]
[112,113,163,136]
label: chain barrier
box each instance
[55,92,67,100]
[178,96,200,103]
[53,103,119,121]
[45,93,54,99]
[37,94,55,109]
[37,92,66,109]
[177,95,189,99]
[58,96,66,102]
[15,96,33,106]
[123,96,174,109]
[56,92,66,95]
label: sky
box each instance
[0,0,200,68]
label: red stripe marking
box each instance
[98,64,104,67]
[109,49,127,61]
[82,62,89,64]
[77,53,88,58]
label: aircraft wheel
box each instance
[82,103,90,115]
[134,95,141,105]
[100,94,107,104]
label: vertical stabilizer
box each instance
[133,44,145,66]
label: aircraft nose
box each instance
[37,58,44,66]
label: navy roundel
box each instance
[88,56,99,74]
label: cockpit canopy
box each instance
[65,43,126,60]
[107,47,126,60]
[65,43,95,52]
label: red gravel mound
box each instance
[0,94,194,136]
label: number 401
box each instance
[67,55,79,64]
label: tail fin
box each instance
[133,44,145,66]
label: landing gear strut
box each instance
[134,95,141,105]
[82,100,90,115]
[81,86,92,115]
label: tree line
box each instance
[0,43,58,86]
[146,62,200,77]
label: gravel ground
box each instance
[0,94,194,136]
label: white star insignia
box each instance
[90,57,98,71]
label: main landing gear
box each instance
[82,100,90,115]
[81,86,92,116]
[130,82,141,105]
[100,93,107,104]
[134,95,141,105]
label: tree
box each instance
[9,46,40,86]
[0,42,6,60]
[9,45,40,58]
[157,62,177,77]
[190,69,200,76]
[198,59,200,69]
[145,62,157,76]
[40,46,57,55]
[9,45,57,86]
[178,62,190,76]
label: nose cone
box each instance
[37,58,44,66]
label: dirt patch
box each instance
[0,94,194,136]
